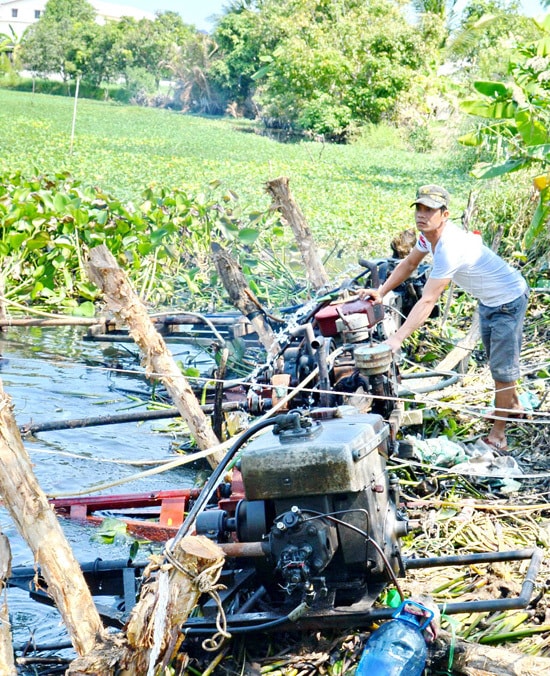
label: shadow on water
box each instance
[0,326,212,669]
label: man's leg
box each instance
[486,380,520,447]
[479,291,528,450]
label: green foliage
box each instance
[0,169,304,311]
[209,7,269,112]
[0,89,478,309]
[19,6,199,95]
[211,0,433,136]
[458,16,550,251]
[3,76,130,101]
[446,0,540,81]
[20,0,98,80]
[297,94,353,140]
[407,123,435,153]
[125,66,158,99]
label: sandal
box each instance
[481,436,509,455]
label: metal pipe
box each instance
[404,548,543,615]
[218,542,266,558]
[184,547,544,633]
[403,548,536,569]
[20,401,242,434]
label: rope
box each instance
[164,548,230,651]
[6,351,549,423]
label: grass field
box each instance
[0,89,479,258]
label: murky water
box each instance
[0,326,213,662]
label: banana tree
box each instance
[458,14,550,248]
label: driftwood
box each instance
[67,536,225,675]
[0,533,15,676]
[0,381,105,656]
[211,242,278,355]
[86,245,224,468]
[430,630,550,675]
[266,176,330,291]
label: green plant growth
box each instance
[458,15,550,253]
[213,0,435,138]
[0,170,301,313]
[0,90,477,266]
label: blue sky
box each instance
[112,0,229,31]
[113,0,547,33]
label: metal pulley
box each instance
[354,344,393,375]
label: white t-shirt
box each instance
[415,221,527,307]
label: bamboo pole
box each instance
[86,245,224,468]
[266,176,330,291]
[0,381,105,656]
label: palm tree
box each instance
[0,25,24,71]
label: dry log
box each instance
[430,630,550,675]
[211,242,278,355]
[266,176,330,291]
[86,245,224,468]
[0,382,104,656]
[0,533,16,676]
[67,535,225,675]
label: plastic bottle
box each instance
[355,600,434,676]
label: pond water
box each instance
[0,326,213,662]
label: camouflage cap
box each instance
[410,184,450,209]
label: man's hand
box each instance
[384,334,403,354]
[357,287,382,303]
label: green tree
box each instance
[209,4,274,115]
[447,0,540,80]
[205,0,428,135]
[458,15,550,247]
[20,0,97,81]
[168,30,224,113]
[109,15,174,88]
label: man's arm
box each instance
[358,248,427,302]
[385,276,450,353]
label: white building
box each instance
[0,0,154,38]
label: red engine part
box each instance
[314,298,384,337]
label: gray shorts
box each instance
[478,291,529,382]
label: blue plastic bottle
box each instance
[355,600,434,676]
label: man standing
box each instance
[359,184,529,452]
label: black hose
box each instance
[398,371,459,395]
[184,601,309,635]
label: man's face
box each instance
[414,203,448,237]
